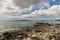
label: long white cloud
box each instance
[19,5,60,19]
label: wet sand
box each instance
[0,23,60,40]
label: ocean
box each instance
[0,20,60,32]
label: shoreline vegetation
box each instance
[0,23,60,40]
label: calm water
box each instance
[0,20,60,32]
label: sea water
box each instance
[0,20,60,32]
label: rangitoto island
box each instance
[0,23,60,40]
[55,19,60,21]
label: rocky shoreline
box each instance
[0,23,60,40]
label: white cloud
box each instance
[0,0,60,20]
[18,5,60,19]
[0,0,23,15]
[0,0,51,19]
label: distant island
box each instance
[55,19,60,21]
[13,19,30,21]
[0,19,31,22]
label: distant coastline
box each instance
[55,19,60,21]
[15,20,30,21]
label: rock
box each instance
[31,37,43,40]
[0,23,60,40]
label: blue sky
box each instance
[50,0,60,5]
[0,0,60,20]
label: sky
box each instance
[0,0,60,20]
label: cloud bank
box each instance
[0,0,60,20]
